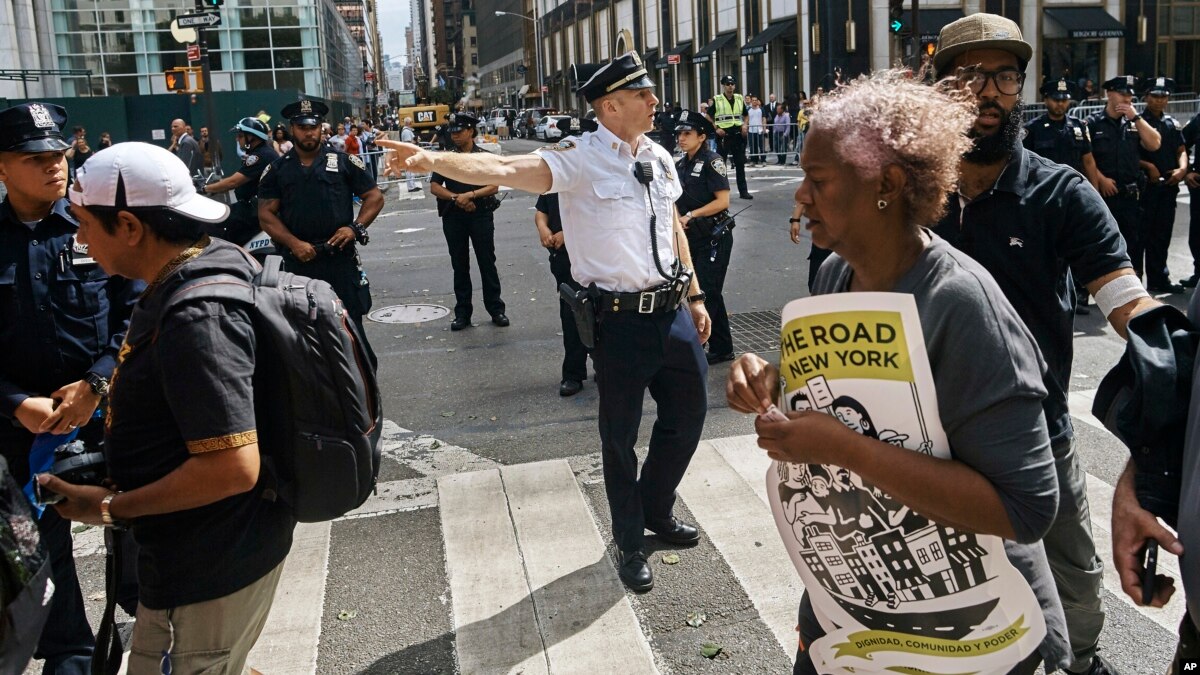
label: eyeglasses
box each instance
[955,68,1026,96]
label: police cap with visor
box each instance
[674,110,716,138]
[576,51,656,104]
[1144,76,1176,96]
[1102,75,1138,94]
[1040,78,1075,101]
[0,102,71,153]
[281,99,329,126]
[446,112,479,132]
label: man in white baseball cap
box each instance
[47,141,295,674]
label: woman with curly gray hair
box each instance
[728,70,1071,674]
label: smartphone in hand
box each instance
[1141,539,1159,605]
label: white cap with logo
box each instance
[69,142,229,224]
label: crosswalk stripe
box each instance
[501,460,657,673]
[247,522,331,673]
[440,468,548,675]
[677,440,804,656]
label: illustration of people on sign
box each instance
[776,376,993,633]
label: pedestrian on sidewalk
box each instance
[380,51,711,595]
[42,142,295,675]
[747,97,765,166]
[771,104,791,166]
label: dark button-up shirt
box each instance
[0,198,142,420]
[430,144,492,218]
[1140,110,1186,178]
[1087,110,1144,186]
[257,143,375,241]
[675,146,731,216]
[933,146,1132,445]
[1022,114,1092,172]
[234,142,279,203]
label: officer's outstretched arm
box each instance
[377,139,552,194]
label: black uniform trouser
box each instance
[717,130,750,196]
[808,244,833,294]
[1104,194,1144,278]
[549,247,588,382]
[442,213,505,320]
[1189,186,1200,277]
[594,308,707,552]
[1140,183,1179,285]
[280,248,372,332]
[689,228,734,356]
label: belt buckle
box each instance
[638,291,655,314]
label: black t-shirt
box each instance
[1140,110,1186,177]
[535,193,563,234]
[257,144,375,241]
[431,145,491,217]
[932,146,1131,445]
[106,238,294,609]
[235,142,280,202]
[675,147,730,217]
[1086,111,1143,186]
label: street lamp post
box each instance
[495,9,545,108]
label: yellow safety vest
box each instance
[713,94,745,129]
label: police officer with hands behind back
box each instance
[0,102,144,673]
[258,99,385,334]
[1137,77,1189,293]
[379,51,711,595]
[1087,76,1162,284]
[708,75,752,200]
[200,116,279,246]
[429,112,508,331]
[675,110,736,364]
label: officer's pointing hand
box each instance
[376,139,432,175]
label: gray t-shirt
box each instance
[809,233,1070,668]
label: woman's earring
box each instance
[877,199,888,210]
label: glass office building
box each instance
[49,0,363,102]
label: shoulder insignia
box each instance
[243,153,259,166]
[543,139,576,152]
[1073,126,1083,140]
[348,154,366,170]
[711,158,727,175]
[259,163,272,181]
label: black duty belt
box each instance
[598,284,678,314]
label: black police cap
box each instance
[1144,76,1176,96]
[674,109,716,138]
[1039,78,1075,101]
[447,112,479,132]
[0,102,70,153]
[577,52,655,104]
[281,99,329,125]
[720,75,737,86]
[1102,75,1138,94]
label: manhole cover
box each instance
[730,310,782,354]
[368,304,451,324]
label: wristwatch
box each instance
[688,291,707,303]
[789,217,802,223]
[351,222,370,245]
[84,372,109,397]
[1131,114,1143,123]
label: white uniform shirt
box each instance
[536,122,684,293]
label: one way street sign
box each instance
[177,12,222,28]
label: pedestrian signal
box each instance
[925,42,936,56]
[202,0,224,6]
[164,69,186,91]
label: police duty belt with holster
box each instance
[437,192,507,217]
[558,160,693,350]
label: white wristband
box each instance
[1094,273,1150,317]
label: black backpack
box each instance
[0,456,52,674]
[161,254,382,522]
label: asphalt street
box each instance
[32,136,1196,674]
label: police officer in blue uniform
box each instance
[429,112,508,331]
[1137,77,1188,293]
[1180,105,1200,288]
[0,102,143,674]
[1087,75,1163,282]
[1024,78,1101,313]
[258,99,385,332]
[199,116,279,246]
[675,110,735,363]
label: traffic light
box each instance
[888,0,906,34]
[925,42,936,57]
[201,0,224,6]
[164,69,187,92]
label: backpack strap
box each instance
[260,255,283,288]
[153,274,255,342]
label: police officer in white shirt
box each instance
[380,51,711,593]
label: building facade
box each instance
[467,0,1195,114]
[16,0,363,105]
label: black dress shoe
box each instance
[617,550,653,592]
[491,313,510,327]
[451,317,471,331]
[559,379,583,397]
[1148,280,1185,294]
[739,192,754,200]
[706,351,735,365]
[646,517,700,545]
[1183,274,1200,289]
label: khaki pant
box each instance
[128,562,284,675]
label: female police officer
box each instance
[675,110,735,363]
